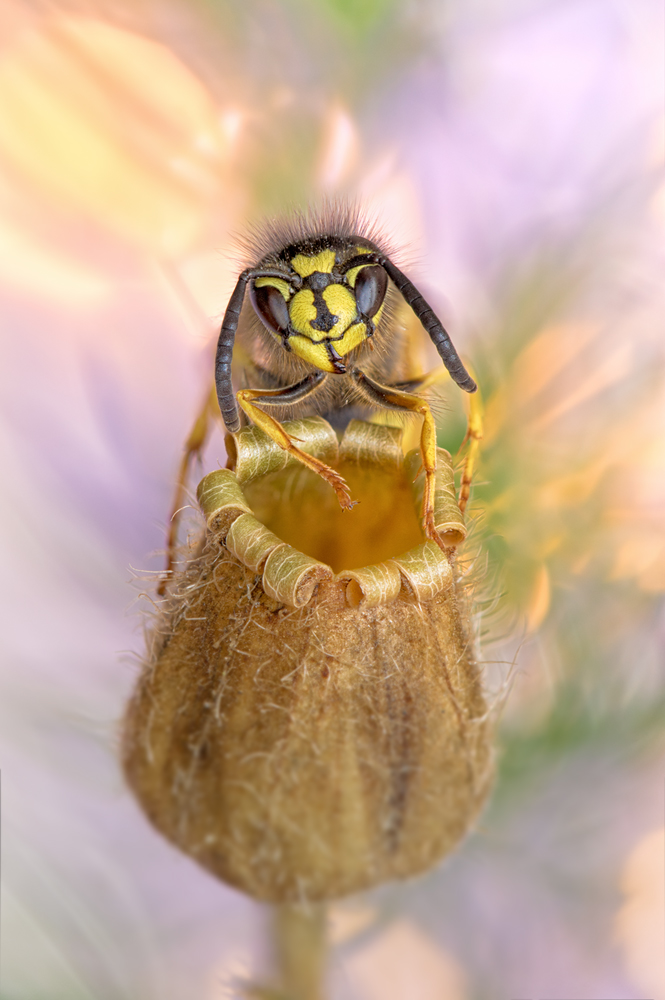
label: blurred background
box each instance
[1,0,663,997]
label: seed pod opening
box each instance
[122,419,493,904]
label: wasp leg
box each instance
[236,372,356,511]
[457,381,483,515]
[389,366,448,395]
[349,367,445,552]
[391,366,483,514]
[158,383,219,596]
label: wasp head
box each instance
[249,243,388,374]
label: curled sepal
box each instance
[196,469,252,536]
[389,541,454,602]
[406,447,467,547]
[226,514,286,573]
[228,416,339,484]
[337,561,402,609]
[262,545,334,608]
[339,419,404,469]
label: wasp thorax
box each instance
[123,419,493,904]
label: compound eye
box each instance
[250,283,290,335]
[354,265,388,319]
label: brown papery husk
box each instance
[123,426,494,905]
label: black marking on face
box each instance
[308,271,331,291]
[327,343,347,373]
[310,286,339,333]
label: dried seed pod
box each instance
[123,420,493,904]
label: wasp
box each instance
[159,205,479,593]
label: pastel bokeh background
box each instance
[1,1,663,998]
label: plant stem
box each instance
[273,902,328,1000]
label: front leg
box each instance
[458,381,483,515]
[390,366,482,515]
[159,383,220,596]
[236,371,355,510]
[349,367,444,551]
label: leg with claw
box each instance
[349,367,444,551]
[236,372,356,511]
[398,364,483,516]
[457,380,483,515]
[159,384,219,596]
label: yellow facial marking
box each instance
[290,249,336,278]
[288,289,318,335]
[345,246,373,286]
[321,284,358,338]
[335,321,368,357]
[372,302,385,328]
[254,276,291,300]
[345,265,364,288]
[287,336,337,372]
[288,284,361,343]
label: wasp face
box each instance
[249,242,388,374]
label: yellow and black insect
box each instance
[218,205,475,521]
[160,204,479,593]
